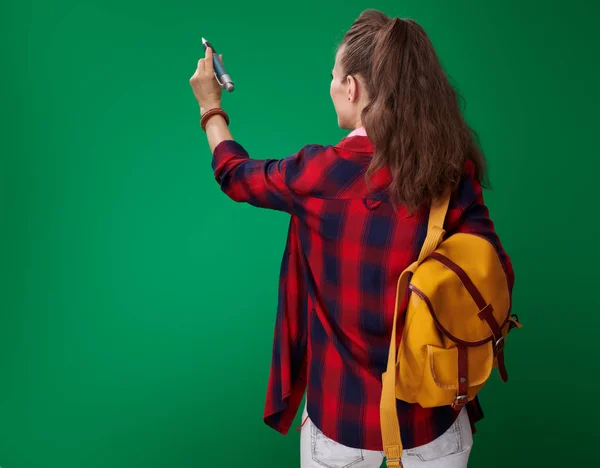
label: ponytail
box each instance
[341,11,486,212]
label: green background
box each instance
[2,0,598,467]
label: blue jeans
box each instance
[300,405,473,468]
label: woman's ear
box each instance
[346,75,358,102]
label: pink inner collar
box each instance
[347,127,367,137]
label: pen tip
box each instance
[202,37,207,44]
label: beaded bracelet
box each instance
[201,108,230,132]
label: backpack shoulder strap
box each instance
[380,190,453,467]
[428,191,451,232]
[417,191,452,264]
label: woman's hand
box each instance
[190,46,223,113]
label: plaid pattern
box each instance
[212,134,514,450]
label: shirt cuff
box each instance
[211,140,248,174]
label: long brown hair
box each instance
[339,10,487,212]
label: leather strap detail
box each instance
[496,347,508,383]
[478,305,508,382]
[430,252,510,383]
[478,305,502,350]
[429,252,487,310]
[453,345,469,409]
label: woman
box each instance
[190,9,514,468]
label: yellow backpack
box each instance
[380,193,521,468]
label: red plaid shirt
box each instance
[211,132,514,450]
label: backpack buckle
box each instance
[494,336,505,353]
[452,394,469,409]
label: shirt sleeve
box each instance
[211,140,326,213]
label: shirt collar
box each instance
[335,127,374,153]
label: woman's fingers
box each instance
[204,46,214,75]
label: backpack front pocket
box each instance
[417,343,494,407]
